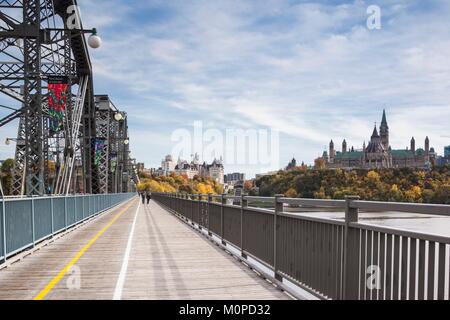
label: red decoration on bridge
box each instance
[48,82,68,133]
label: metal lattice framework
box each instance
[0,0,137,195]
[93,95,137,194]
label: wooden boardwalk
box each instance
[0,198,290,300]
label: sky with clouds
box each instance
[1,0,450,178]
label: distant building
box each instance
[437,146,450,166]
[136,162,145,173]
[161,155,176,176]
[224,172,245,185]
[154,153,225,184]
[207,159,225,184]
[445,146,450,158]
[318,110,436,170]
[285,157,306,171]
[285,157,297,170]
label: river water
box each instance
[248,205,450,238]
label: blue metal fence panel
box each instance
[34,198,52,242]
[83,197,88,219]
[0,193,135,263]
[67,197,76,226]
[53,198,66,232]
[89,196,95,216]
[76,197,84,222]
[6,200,33,255]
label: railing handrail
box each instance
[154,192,450,217]
[0,192,136,202]
[152,192,450,300]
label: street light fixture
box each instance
[114,112,124,121]
[88,28,102,49]
[5,138,24,146]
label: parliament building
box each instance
[320,110,436,170]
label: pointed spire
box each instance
[381,109,387,126]
[371,124,379,138]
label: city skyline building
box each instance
[319,110,437,170]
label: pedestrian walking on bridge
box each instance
[140,191,146,204]
[146,191,152,204]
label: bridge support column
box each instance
[274,195,284,281]
[343,195,360,300]
[240,194,248,259]
[207,194,212,237]
[221,194,226,246]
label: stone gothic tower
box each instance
[380,109,389,150]
[425,136,430,160]
[342,139,347,153]
[329,140,335,161]
[410,137,416,153]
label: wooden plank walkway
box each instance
[0,197,290,300]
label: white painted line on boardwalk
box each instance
[113,201,141,300]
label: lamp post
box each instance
[5,138,25,146]
[40,27,102,49]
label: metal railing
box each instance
[0,193,136,264]
[153,192,450,300]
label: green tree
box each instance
[0,158,14,195]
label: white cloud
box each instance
[2,0,450,177]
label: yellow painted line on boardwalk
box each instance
[34,198,137,300]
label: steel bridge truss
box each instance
[93,95,138,194]
[0,0,137,195]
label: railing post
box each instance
[240,194,248,259]
[74,195,77,222]
[82,196,85,220]
[64,196,68,230]
[274,194,284,281]
[31,198,35,247]
[197,193,202,230]
[50,197,54,238]
[221,194,226,245]
[2,197,7,263]
[207,193,212,236]
[190,194,194,225]
[343,195,360,300]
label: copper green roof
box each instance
[391,149,415,158]
[334,151,363,159]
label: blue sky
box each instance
[1,0,450,178]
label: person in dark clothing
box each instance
[140,192,146,204]
[146,192,151,204]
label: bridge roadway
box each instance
[0,197,290,300]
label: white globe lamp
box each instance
[114,112,124,121]
[88,29,102,49]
